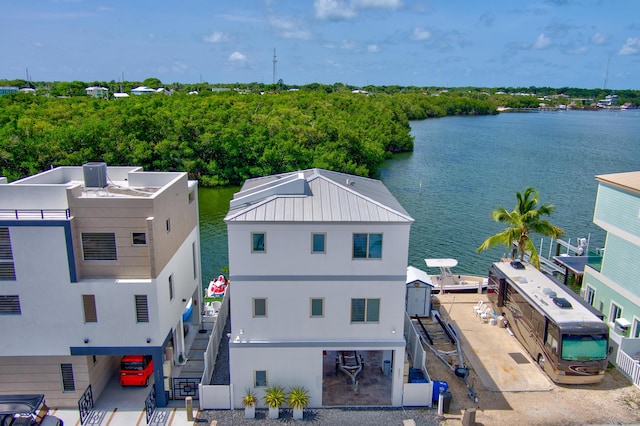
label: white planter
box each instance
[293,407,304,420]
[244,405,255,419]
[268,406,279,419]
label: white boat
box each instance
[424,258,487,293]
[206,275,227,298]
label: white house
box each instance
[225,169,413,408]
[84,86,108,98]
[0,163,201,408]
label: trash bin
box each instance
[432,381,449,402]
[440,390,452,414]
[383,360,391,376]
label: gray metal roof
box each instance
[225,168,413,223]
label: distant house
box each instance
[85,86,109,98]
[580,171,640,386]
[597,94,619,107]
[18,88,36,95]
[131,86,157,96]
[0,86,19,96]
[113,92,130,99]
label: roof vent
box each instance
[510,261,525,270]
[83,162,108,188]
[553,297,572,308]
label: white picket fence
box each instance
[616,349,640,389]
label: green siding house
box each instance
[581,171,640,388]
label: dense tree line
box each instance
[5,80,630,186]
[1,90,427,185]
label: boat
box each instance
[424,258,487,293]
[206,275,227,298]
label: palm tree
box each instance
[477,187,564,269]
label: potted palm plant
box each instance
[242,389,257,419]
[288,386,309,420]
[263,384,286,419]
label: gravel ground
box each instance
[198,406,440,425]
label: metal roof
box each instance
[225,168,413,223]
[596,171,640,195]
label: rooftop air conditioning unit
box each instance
[83,162,108,188]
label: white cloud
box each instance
[341,40,357,50]
[591,32,608,45]
[269,16,312,40]
[228,52,247,62]
[314,0,401,20]
[203,32,230,43]
[410,27,431,41]
[352,0,402,9]
[567,46,588,55]
[618,37,640,55]
[314,0,356,20]
[368,44,379,52]
[533,33,551,49]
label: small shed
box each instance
[406,266,434,317]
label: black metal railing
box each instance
[172,378,199,400]
[0,209,70,220]
[145,385,157,424]
[78,384,94,425]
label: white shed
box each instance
[406,266,434,317]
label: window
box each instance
[253,298,267,317]
[60,363,76,392]
[135,295,149,323]
[585,285,596,306]
[0,228,16,280]
[192,242,197,279]
[0,295,21,315]
[351,298,380,323]
[168,274,174,301]
[610,302,622,324]
[82,294,97,323]
[252,232,266,253]
[166,218,171,233]
[312,233,326,253]
[188,190,195,204]
[255,370,267,387]
[352,233,382,259]
[310,298,324,317]
[633,318,640,339]
[81,232,117,260]
[132,232,147,246]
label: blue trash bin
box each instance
[432,381,449,402]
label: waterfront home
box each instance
[580,171,640,386]
[0,163,201,408]
[225,169,414,408]
[84,86,108,98]
[130,86,158,95]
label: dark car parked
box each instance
[0,395,63,426]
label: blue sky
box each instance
[3,0,640,89]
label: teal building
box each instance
[581,171,640,387]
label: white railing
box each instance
[616,349,640,389]
[199,291,232,409]
[402,312,434,407]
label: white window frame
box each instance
[253,297,267,317]
[254,370,268,387]
[131,232,147,246]
[310,297,324,318]
[311,233,326,254]
[585,285,596,307]
[609,301,623,325]
[251,232,266,253]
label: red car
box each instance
[120,355,154,386]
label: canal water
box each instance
[198,110,640,285]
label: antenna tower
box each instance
[272,48,277,85]
[603,54,611,90]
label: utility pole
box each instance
[272,48,277,85]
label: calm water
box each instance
[199,110,640,284]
